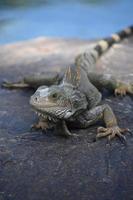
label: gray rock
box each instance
[0,37,133,200]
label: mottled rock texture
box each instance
[0,37,133,200]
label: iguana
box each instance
[3,26,133,141]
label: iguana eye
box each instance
[51,93,58,99]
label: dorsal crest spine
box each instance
[63,64,81,87]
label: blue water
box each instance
[0,0,132,44]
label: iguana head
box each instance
[30,84,87,120]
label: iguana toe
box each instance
[31,121,49,131]
[96,126,131,143]
[115,83,133,96]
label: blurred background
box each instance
[0,0,132,44]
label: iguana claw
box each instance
[31,121,50,131]
[115,83,133,96]
[96,126,131,144]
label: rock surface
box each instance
[0,37,133,200]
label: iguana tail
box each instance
[75,25,133,69]
[94,25,133,58]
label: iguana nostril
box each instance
[35,97,38,102]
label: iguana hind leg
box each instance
[2,71,62,89]
[114,82,133,96]
[75,104,130,142]
[88,72,133,96]
[2,80,30,89]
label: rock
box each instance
[0,37,133,200]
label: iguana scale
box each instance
[3,26,133,141]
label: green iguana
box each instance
[3,26,133,141]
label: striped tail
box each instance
[94,25,133,58]
[75,25,133,71]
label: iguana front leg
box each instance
[75,104,130,141]
[55,120,80,137]
[56,120,77,137]
[96,105,130,141]
[56,120,73,137]
[2,71,61,89]
[31,115,55,131]
[31,119,50,131]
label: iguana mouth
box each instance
[34,110,59,123]
[30,96,57,108]
[31,102,72,119]
[30,93,73,119]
